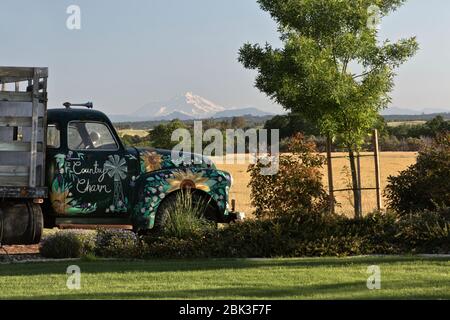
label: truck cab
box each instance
[44,106,235,232]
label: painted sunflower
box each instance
[142,151,162,172]
[166,170,210,193]
[50,189,72,214]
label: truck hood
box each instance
[135,147,216,174]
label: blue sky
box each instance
[0,0,449,115]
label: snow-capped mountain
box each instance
[132,92,226,119]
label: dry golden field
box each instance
[118,129,150,138]
[214,152,417,217]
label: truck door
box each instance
[59,121,130,215]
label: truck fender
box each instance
[131,168,232,231]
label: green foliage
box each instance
[95,229,144,259]
[39,210,449,260]
[387,116,450,139]
[395,208,450,253]
[160,190,216,239]
[248,133,329,218]
[239,0,418,149]
[378,135,425,152]
[385,134,450,214]
[149,119,188,150]
[264,113,320,139]
[39,230,96,259]
[142,208,450,259]
[239,0,418,219]
[231,116,247,129]
[121,134,151,147]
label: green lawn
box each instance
[0,256,448,299]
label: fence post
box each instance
[326,135,335,214]
[373,129,382,211]
[357,152,363,215]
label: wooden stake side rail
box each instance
[0,66,48,198]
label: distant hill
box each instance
[383,112,450,122]
[214,107,273,118]
[381,107,450,116]
[109,92,274,122]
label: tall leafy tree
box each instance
[239,0,418,217]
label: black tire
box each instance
[153,191,219,232]
[25,201,43,245]
[0,201,43,245]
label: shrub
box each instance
[95,229,143,259]
[39,230,96,259]
[160,190,216,239]
[395,208,450,253]
[151,207,450,258]
[385,133,450,215]
[248,133,330,219]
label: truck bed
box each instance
[0,67,48,199]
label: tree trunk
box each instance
[348,149,362,219]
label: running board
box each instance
[55,217,132,229]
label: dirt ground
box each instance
[0,245,39,255]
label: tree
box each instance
[239,0,418,218]
[425,116,450,137]
[265,113,320,139]
[149,119,188,150]
[231,116,247,129]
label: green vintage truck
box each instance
[0,67,237,245]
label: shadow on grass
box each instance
[5,280,449,300]
[0,255,448,278]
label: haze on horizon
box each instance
[0,0,449,115]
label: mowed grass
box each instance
[0,256,448,299]
[215,152,417,216]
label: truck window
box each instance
[68,121,118,151]
[47,124,60,148]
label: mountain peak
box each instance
[133,92,225,119]
[130,92,272,120]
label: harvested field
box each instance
[214,152,417,216]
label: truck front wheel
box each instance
[0,201,43,245]
[153,191,220,233]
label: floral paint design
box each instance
[133,167,231,229]
[166,170,211,193]
[48,146,232,230]
[104,155,128,213]
[50,152,97,215]
[141,151,162,172]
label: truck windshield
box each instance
[68,121,118,151]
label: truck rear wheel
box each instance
[0,201,43,245]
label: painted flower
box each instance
[142,151,162,172]
[166,170,210,193]
[50,189,72,214]
[104,155,127,181]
